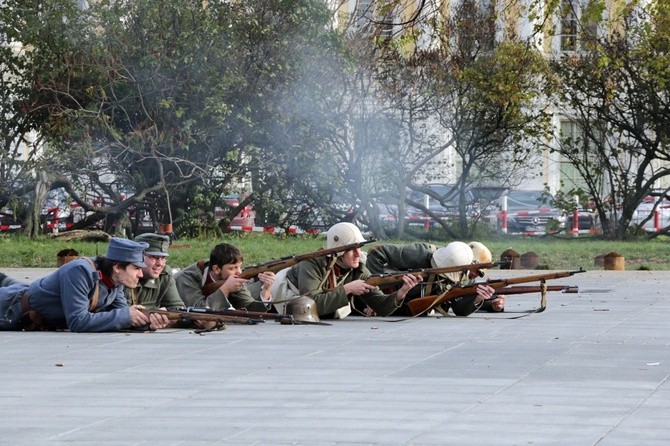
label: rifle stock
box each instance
[407,268,586,315]
[365,260,510,288]
[202,239,376,296]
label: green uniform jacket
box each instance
[366,243,496,316]
[366,242,449,298]
[366,242,437,274]
[124,267,184,310]
[174,261,269,312]
[284,256,403,317]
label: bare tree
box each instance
[551,1,670,239]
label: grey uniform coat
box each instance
[174,261,269,312]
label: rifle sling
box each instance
[347,296,409,322]
[425,274,436,296]
[82,257,100,311]
[320,256,338,290]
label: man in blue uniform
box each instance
[0,237,168,332]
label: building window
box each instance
[558,0,600,54]
[560,0,579,53]
[559,120,589,191]
[352,0,394,38]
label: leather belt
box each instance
[21,290,31,312]
[20,290,44,330]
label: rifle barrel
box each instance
[493,285,578,296]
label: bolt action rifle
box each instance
[492,284,579,297]
[407,268,586,316]
[141,307,263,328]
[364,260,511,288]
[201,239,376,296]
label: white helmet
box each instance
[469,241,492,264]
[469,241,492,275]
[431,241,474,282]
[327,222,366,254]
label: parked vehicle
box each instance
[42,206,72,233]
[0,211,22,233]
[565,207,598,232]
[406,183,476,226]
[630,194,670,232]
[215,194,256,228]
[372,193,400,228]
[496,190,565,234]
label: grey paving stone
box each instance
[0,269,669,445]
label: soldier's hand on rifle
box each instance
[220,275,249,296]
[396,274,422,302]
[129,305,169,330]
[129,304,151,327]
[156,307,182,329]
[489,295,505,312]
[147,311,170,330]
[343,279,377,296]
[257,271,276,302]
[474,284,496,304]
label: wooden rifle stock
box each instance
[407,268,586,315]
[365,260,510,288]
[201,239,376,296]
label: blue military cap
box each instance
[105,237,149,267]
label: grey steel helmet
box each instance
[285,296,322,324]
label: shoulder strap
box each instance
[318,256,339,290]
[82,258,100,311]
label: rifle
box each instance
[202,239,376,296]
[141,308,262,327]
[365,260,510,288]
[492,285,579,296]
[185,307,296,324]
[407,268,586,316]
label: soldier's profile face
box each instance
[114,264,144,288]
[338,248,360,270]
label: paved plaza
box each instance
[1,268,669,445]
